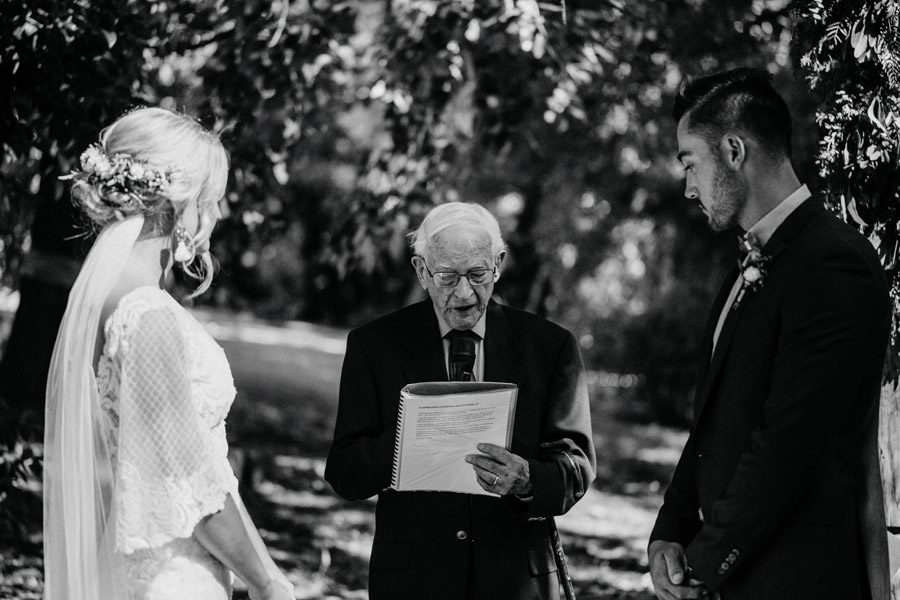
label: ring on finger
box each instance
[491,474,501,486]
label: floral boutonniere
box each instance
[732,232,770,311]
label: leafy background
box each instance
[0,0,812,424]
[2,0,898,597]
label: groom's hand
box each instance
[648,540,709,600]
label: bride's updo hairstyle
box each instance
[69,107,228,296]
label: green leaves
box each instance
[0,0,813,419]
[798,0,900,372]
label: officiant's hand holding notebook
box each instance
[389,381,518,496]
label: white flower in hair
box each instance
[81,146,113,177]
[66,144,172,209]
[80,146,102,170]
[129,163,146,180]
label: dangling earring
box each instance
[172,226,196,264]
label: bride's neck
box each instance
[119,236,171,290]
[98,235,171,352]
[97,235,172,368]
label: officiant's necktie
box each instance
[446,329,480,381]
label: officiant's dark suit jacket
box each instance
[325,299,596,600]
[650,198,891,599]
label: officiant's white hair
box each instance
[410,202,506,259]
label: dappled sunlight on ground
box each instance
[230,445,667,599]
[0,314,686,599]
[0,412,678,600]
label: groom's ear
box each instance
[719,133,746,169]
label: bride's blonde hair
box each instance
[70,107,228,296]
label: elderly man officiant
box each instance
[325,202,596,600]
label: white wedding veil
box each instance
[44,215,144,600]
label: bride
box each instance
[43,107,294,600]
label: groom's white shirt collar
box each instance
[711,184,811,352]
[746,184,811,247]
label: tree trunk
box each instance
[880,383,900,598]
[0,182,84,432]
[883,383,900,525]
[0,257,78,430]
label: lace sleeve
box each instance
[111,303,237,554]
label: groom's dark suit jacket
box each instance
[325,299,595,600]
[651,198,891,599]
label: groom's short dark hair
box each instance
[673,67,792,158]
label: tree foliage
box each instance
[0,0,359,537]
[333,0,802,421]
[796,0,900,375]
[1,1,811,423]
[0,0,359,305]
[1,0,834,538]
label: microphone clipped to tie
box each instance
[447,329,479,381]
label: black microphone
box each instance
[449,331,477,381]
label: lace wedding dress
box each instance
[96,285,239,600]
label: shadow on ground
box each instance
[231,447,671,600]
[0,312,685,599]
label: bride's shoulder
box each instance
[102,286,185,354]
[104,285,178,321]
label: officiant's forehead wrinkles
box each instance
[428,226,493,267]
[410,201,506,261]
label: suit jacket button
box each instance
[456,530,468,540]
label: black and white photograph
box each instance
[1,1,900,599]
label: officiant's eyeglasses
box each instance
[420,261,496,288]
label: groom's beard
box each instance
[706,163,747,233]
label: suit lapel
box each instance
[696,263,740,391]
[398,299,525,384]
[399,300,450,383]
[756,197,823,265]
[694,276,751,420]
[693,198,825,422]
[483,301,525,385]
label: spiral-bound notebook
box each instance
[389,381,518,496]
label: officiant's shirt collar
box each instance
[435,304,487,339]
[747,184,811,247]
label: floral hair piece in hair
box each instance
[63,144,172,214]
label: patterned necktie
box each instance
[446,329,480,381]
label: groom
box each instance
[648,68,891,599]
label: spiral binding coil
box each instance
[389,392,408,490]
